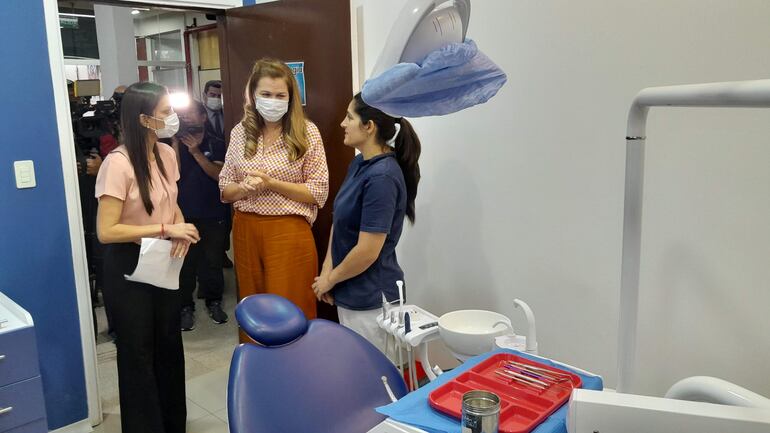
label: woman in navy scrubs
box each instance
[312,93,421,353]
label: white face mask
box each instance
[206,97,222,111]
[150,112,180,138]
[255,97,289,123]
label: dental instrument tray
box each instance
[428,353,582,433]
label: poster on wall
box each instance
[286,61,306,106]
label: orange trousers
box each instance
[233,212,318,343]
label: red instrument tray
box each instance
[428,353,582,433]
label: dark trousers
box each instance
[180,217,227,308]
[223,205,233,252]
[79,174,113,332]
[103,243,186,433]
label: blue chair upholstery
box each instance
[234,294,309,346]
[228,294,408,433]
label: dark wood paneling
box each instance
[136,37,148,82]
[219,0,354,321]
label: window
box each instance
[136,23,188,92]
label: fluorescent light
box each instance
[132,10,140,15]
[59,12,95,18]
[170,92,191,109]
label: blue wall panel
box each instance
[0,0,88,429]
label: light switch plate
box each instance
[14,160,36,189]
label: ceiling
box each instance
[57,1,185,19]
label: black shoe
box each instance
[222,254,234,269]
[207,301,228,324]
[181,306,196,331]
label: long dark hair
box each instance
[353,93,421,223]
[120,82,169,215]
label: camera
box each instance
[68,80,122,175]
[177,121,205,137]
[72,105,119,175]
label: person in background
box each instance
[68,80,107,339]
[96,82,199,433]
[203,80,224,140]
[312,93,422,355]
[87,84,126,342]
[219,58,329,342]
[173,100,229,330]
[99,85,126,158]
[202,79,234,268]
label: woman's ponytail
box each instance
[393,118,421,223]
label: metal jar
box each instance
[461,390,500,433]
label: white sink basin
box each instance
[438,309,512,360]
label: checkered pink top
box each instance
[219,121,329,225]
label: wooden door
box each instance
[219,0,354,320]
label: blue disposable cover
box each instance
[376,349,604,433]
[361,39,507,117]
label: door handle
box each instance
[0,406,13,415]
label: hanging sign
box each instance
[60,16,79,29]
[286,61,306,106]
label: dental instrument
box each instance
[506,361,573,381]
[494,369,548,391]
[495,371,547,392]
[381,376,398,403]
[404,312,419,392]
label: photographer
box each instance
[68,81,103,176]
[172,100,229,330]
[98,85,126,158]
[69,81,124,340]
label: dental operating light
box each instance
[371,0,471,78]
[362,0,506,118]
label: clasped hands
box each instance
[312,271,335,306]
[240,170,275,195]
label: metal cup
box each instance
[461,390,500,433]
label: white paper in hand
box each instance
[125,238,184,290]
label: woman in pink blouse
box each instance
[219,58,329,337]
[95,82,199,433]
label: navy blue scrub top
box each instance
[177,133,229,220]
[331,152,407,310]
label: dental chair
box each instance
[227,294,408,433]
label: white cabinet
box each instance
[0,293,46,433]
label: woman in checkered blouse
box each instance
[219,59,329,339]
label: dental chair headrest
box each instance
[235,294,309,346]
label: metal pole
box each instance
[617,79,770,393]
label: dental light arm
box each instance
[619,79,770,393]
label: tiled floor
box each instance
[91,261,238,432]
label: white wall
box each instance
[95,4,139,96]
[355,0,770,397]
